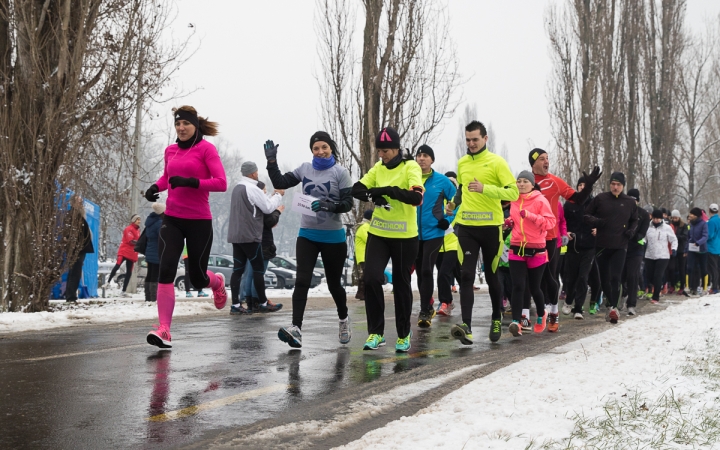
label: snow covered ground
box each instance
[339,295,720,450]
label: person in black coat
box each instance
[65,195,95,302]
[669,210,688,293]
[144,203,165,302]
[621,189,650,314]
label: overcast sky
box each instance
[150,0,719,178]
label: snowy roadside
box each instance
[338,295,720,450]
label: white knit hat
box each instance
[152,203,166,215]
[671,209,681,218]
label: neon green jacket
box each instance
[354,221,370,264]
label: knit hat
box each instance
[710,203,719,213]
[610,172,626,186]
[375,127,401,149]
[644,204,654,213]
[309,131,338,157]
[130,214,140,222]
[416,144,435,162]
[528,148,547,167]
[652,209,664,219]
[627,188,640,202]
[671,209,681,218]
[152,203,166,215]
[690,207,703,217]
[363,209,373,221]
[576,176,587,188]
[517,170,535,186]
[241,161,258,176]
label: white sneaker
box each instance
[278,325,302,348]
[339,316,351,344]
[562,303,572,315]
[574,312,584,320]
[627,307,637,316]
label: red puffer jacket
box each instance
[117,223,140,262]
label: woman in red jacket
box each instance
[106,214,141,297]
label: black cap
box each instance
[416,144,435,162]
[529,148,547,167]
[652,209,664,219]
[375,127,401,149]
[690,207,703,217]
[363,209,373,220]
[627,188,640,202]
[610,172,626,186]
[310,131,338,157]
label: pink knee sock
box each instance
[156,283,176,330]
[206,270,219,290]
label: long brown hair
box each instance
[172,105,219,136]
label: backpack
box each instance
[134,228,148,254]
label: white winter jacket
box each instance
[645,222,678,260]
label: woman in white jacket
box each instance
[644,209,678,305]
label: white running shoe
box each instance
[339,317,351,344]
[574,312,584,320]
[627,307,637,316]
[562,303,572,315]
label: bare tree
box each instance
[454,103,477,161]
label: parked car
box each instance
[270,256,323,288]
[266,261,296,289]
[199,254,276,290]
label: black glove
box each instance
[372,196,389,207]
[169,176,200,189]
[369,187,392,197]
[311,200,336,213]
[582,166,602,187]
[623,229,635,239]
[437,218,450,230]
[264,140,279,161]
[144,184,159,202]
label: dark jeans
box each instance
[241,259,269,300]
[509,260,545,322]
[563,247,595,313]
[541,239,559,306]
[644,258,670,300]
[687,252,708,291]
[436,250,460,303]
[596,247,627,308]
[415,237,444,312]
[622,251,644,308]
[457,225,503,328]
[107,257,134,292]
[292,237,348,328]
[65,253,87,301]
[230,242,267,304]
[364,234,418,339]
[158,215,213,288]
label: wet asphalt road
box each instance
[0,293,676,449]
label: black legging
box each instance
[363,234,418,339]
[563,247,595,313]
[157,215,213,289]
[644,258,670,300]
[541,238,559,306]
[622,252,644,307]
[230,242,267,304]
[589,259,601,304]
[65,253,87,301]
[146,262,160,283]
[292,237,348,329]
[509,260,545,322]
[107,256,134,292]
[415,237,443,313]
[457,225,502,326]
[668,253,686,290]
[596,247,627,308]
[435,250,458,304]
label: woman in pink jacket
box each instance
[143,106,228,348]
[505,171,556,336]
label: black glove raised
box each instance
[582,166,602,187]
[264,140,279,161]
[144,184,159,202]
[169,176,200,189]
[437,218,450,230]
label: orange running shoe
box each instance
[437,302,454,316]
[547,313,559,332]
[534,311,548,333]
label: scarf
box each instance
[312,155,336,170]
[176,130,204,149]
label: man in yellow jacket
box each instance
[447,121,519,344]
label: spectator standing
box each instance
[143,202,165,302]
[64,195,94,303]
[706,203,720,293]
[106,214,141,297]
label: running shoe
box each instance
[606,307,619,324]
[668,286,675,294]
[489,319,502,343]
[186,291,193,298]
[278,325,302,348]
[259,300,283,312]
[197,290,209,298]
[339,317,351,344]
[122,292,132,298]
[429,297,435,309]
[661,284,668,295]
[211,273,227,309]
[562,303,572,315]
[417,309,436,328]
[451,285,458,293]
[589,302,599,315]
[363,334,385,350]
[502,297,510,310]
[230,304,251,315]
[627,307,637,315]
[437,302,454,316]
[396,330,412,353]
[574,312,584,320]
[520,315,532,331]
[147,325,172,349]
[509,321,522,337]
[534,311,547,333]
[450,323,474,345]
[547,313,559,333]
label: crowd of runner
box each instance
[135,106,718,352]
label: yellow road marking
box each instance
[373,348,445,364]
[146,384,288,422]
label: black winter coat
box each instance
[627,208,651,256]
[564,195,595,250]
[673,220,689,253]
[584,192,639,250]
[78,217,94,254]
[262,210,282,260]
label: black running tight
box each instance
[157,215,213,288]
[509,260,545,322]
[415,237,443,312]
[457,225,502,328]
[107,257,134,292]
[595,247,627,308]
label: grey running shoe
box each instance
[627,307,637,316]
[574,312,584,320]
[339,317,351,344]
[279,325,302,348]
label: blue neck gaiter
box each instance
[312,155,336,171]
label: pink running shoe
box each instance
[147,325,172,348]
[212,272,227,309]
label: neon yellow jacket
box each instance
[354,221,370,264]
[359,160,423,239]
[455,149,518,227]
